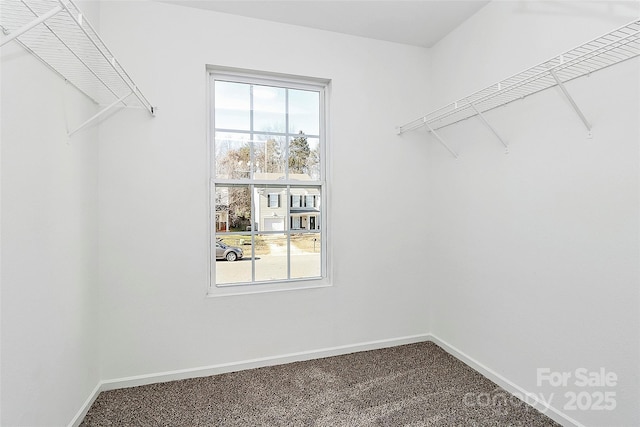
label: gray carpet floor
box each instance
[81,342,560,426]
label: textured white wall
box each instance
[97,1,432,380]
[0,2,101,425]
[423,2,640,426]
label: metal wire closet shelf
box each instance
[397,19,640,158]
[0,0,155,135]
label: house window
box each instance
[291,216,301,229]
[305,195,315,208]
[210,67,328,290]
[268,193,280,208]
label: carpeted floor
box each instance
[81,342,560,426]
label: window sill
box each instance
[206,278,332,298]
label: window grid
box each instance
[210,70,326,288]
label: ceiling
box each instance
[162,1,490,48]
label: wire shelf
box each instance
[1,0,154,128]
[398,19,640,134]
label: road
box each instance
[215,251,321,284]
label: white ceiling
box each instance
[162,1,489,48]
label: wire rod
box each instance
[0,1,63,47]
[0,0,155,118]
[398,19,640,134]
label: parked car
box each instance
[215,240,243,261]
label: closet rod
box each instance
[0,0,156,134]
[0,1,64,47]
[397,19,640,135]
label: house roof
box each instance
[291,207,320,214]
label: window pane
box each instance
[254,134,285,179]
[253,85,286,133]
[215,81,250,131]
[214,133,251,180]
[255,234,288,282]
[214,188,230,233]
[288,89,320,135]
[288,134,319,180]
[291,233,322,280]
[254,185,287,232]
[306,137,320,180]
[290,186,321,231]
[215,235,252,285]
[215,185,251,232]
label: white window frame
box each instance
[207,66,331,297]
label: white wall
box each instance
[5,2,637,425]
[0,2,101,425]
[424,2,639,426]
[97,1,432,380]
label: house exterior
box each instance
[214,192,230,232]
[214,210,229,232]
[254,173,321,232]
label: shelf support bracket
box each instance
[549,69,592,136]
[68,90,133,136]
[0,3,65,48]
[469,102,509,153]
[425,120,458,159]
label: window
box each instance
[268,193,280,208]
[305,195,316,208]
[209,68,328,291]
[291,216,301,230]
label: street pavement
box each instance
[215,249,320,284]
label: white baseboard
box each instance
[100,333,431,391]
[68,382,102,427]
[428,334,585,427]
